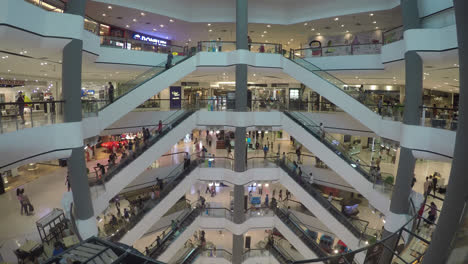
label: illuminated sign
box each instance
[170,86,181,109]
[133,34,167,46]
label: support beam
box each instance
[423,0,468,262]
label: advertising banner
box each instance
[170,86,182,109]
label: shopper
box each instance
[431,175,438,196]
[378,97,383,115]
[16,91,26,124]
[263,145,269,159]
[166,52,173,69]
[21,189,33,215]
[278,189,283,200]
[158,120,163,134]
[423,177,432,196]
[319,122,325,140]
[217,38,223,52]
[17,188,27,215]
[265,194,269,207]
[108,82,114,103]
[248,36,252,51]
[296,146,301,163]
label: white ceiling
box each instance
[91,0,399,24]
[86,1,402,49]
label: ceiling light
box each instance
[341,24,345,27]
[153,28,157,31]
[334,17,339,21]
[373,21,377,24]
[375,27,379,29]
[102,13,106,17]
[304,22,308,26]
[107,5,112,9]
[264,31,267,33]
[290,38,294,41]
[267,25,271,28]
[126,25,130,28]
[355,76,359,79]
[317,33,321,35]
[207,23,211,26]
[454,79,458,81]
[169,19,174,23]
[261,34,264,37]
[7,70,10,72]
[253,74,256,76]
[287,42,290,44]
[444,82,449,85]
[133,18,137,22]
[188,38,192,41]
[265,40,269,43]
[140,12,145,16]
[311,28,315,31]
[160,24,164,27]
[370,13,374,16]
[209,29,212,32]
[346,30,349,33]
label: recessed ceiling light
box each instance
[345,30,349,33]
[153,28,157,31]
[341,24,345,27]
[373,21,377,24]
[287,42,290,44]
[264,31,267,33]
[160,24,164,27]
[7,70,10,72]
[166,36,169,39]
[188,38,191,41]
[290,38,294,41]
[141,12,145,16]
[370,13,374,16]
[261,35,264,37]
[375,27,379,29]
[108,5,112,9]
[253,74,256,76]
[126,25,130,28]
[102,13,106,16]
[209,29,212,32]
[311,28,315,31]
[317,33,321,35]
[304,22,308,26]
[267,25,271,28]
[169,19,174,23]
[133,18,137,22]
[355,76,359,79]
[207,23,211,26]
[265,40,269,43]
[444,82,449,85]
[334,17,339,21]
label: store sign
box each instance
[170,86,181,109]
[133,34,167,46]
[0,79,25,87]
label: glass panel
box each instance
[420,106,458,131]
[421,7,455,29]
[100,36,186,55]
[0,101,65,134]
[383,26,404,45]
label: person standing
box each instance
[166,52,173,69]
[158,120,163,134]
[108,82,114,103]
[278,189,283,201]
[16,91,26,124]
[217,38,223,52]
[423,177,432,197]
[248,36,252,51]
[432,175,438,196]
[378,97,383,115]
[263,145,269,159]
[265,194,269,207]
[319,122,325,140]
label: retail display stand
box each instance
[36,208,68,244]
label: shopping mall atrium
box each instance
[0,0,467,263]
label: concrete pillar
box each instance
[63,0,97,239]
[233,1,248,263]
[380,2,421,263]
[423,0,468,263]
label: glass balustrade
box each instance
[0,101,65,134]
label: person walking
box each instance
[16,91,26,124]
[108,82,114,103]
[423,176,432,196]
[278,189,283,201]
[378,97,383,115]
[17,188,27,215]
[265,194,269,207]
[166,52,173,69]
[21,189,33,215]
[158,120,163,134]
[248,36,252,51]
[217,38,223,52]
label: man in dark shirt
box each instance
[108,82,114,103]
[16,91,26,124]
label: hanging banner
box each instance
[170,86,182,109]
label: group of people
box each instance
[16,188,34,216]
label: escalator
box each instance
[282,56,397,139]
[92,110,196,216]
[149,205,202,259]
[176,246,202,264]
[102,158,201,246]
[84,55,197,132]
[278,157,368,250]
[282,111,391,214]
[273,203,328,258]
